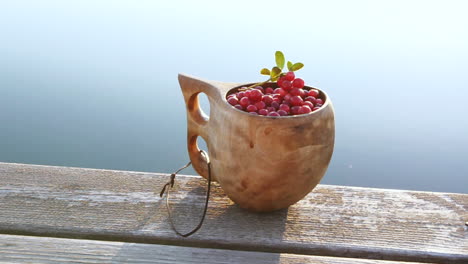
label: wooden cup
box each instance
[179,74,335,212]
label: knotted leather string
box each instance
[159,150,211,237]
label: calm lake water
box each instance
[1,1,467,193]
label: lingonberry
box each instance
[227,97,238,106]
[277,76,286,87]
[277,110,288,116]
[290,95,303,106]
[274,88,287,97]
[272,94,282,102]
[316,98,324,105]
[262,95,274,106]
[304,96,317,104]
[292,78,304,88]
[290,106,301,115]
[308,89,319,98]
[265,87,274,94]
[271,101,280,110]
[290,88,303,97]
[267,111,280,117]
[302,101,314,109]
[255,101,266,110]
[254,86,264,93]
[249,89,263,102]
[239,97,251,107]
[258,109,268,116]
[246,104,258,112]
[279,103,290,113]
[281,80,292,90]
[298,105,312,114]
[285,71,295,81]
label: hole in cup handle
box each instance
[188,133,215,181]
[187,92,210,126]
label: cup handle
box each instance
[178,74,220,181]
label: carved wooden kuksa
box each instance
[179,74,335,212]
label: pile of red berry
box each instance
[227,71,323,116]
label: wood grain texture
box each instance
[0,234,432,264]
[178,74,335,212]
[0,162,467,264]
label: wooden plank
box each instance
[0,234,432,264]
[0,162,467,264]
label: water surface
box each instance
[1,1,467,193]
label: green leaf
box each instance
[287,61,293,71]
[275,51,285,70]
[260,68,270,75]
[271,75,280,81]
[291,62,304,71]
[270,66,281,79]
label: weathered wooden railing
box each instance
[0,162,466,263]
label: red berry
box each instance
[308,89,319,98]
[298,105,312,114]
[239,97,251,107]
[302,101,314,109]
[292,78,304,88]
[271,101,280,110]
[246,104,258,112]
[316,98,324,105]
[305,96,317,104]
[274,88,287,97]
[267,107,276,112]
[290,106,301,115]
[258,109,268,116]
[285,71,295,81]
[281,80,292,90]
[267,111,280,117]
[254,101,266,110]
[277,76,286,87]
[249,89,263,102]
[279,104,290,112]
[254,86,264,93]
[290,95,303,106]
[249,111,258,115]
[290,88,304,97]
[227,97,238,106]
[272,94,282,102]
[234,104,243,110]
[237,91,245,98]
[262,95,274,106]
[312,106,320,111]
[265,87,274,94]
[277,110,288,116]
[283,93,292,103]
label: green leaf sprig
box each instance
[241,51,304,90]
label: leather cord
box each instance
[159,150,211,237]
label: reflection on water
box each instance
[0,1,467,193]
